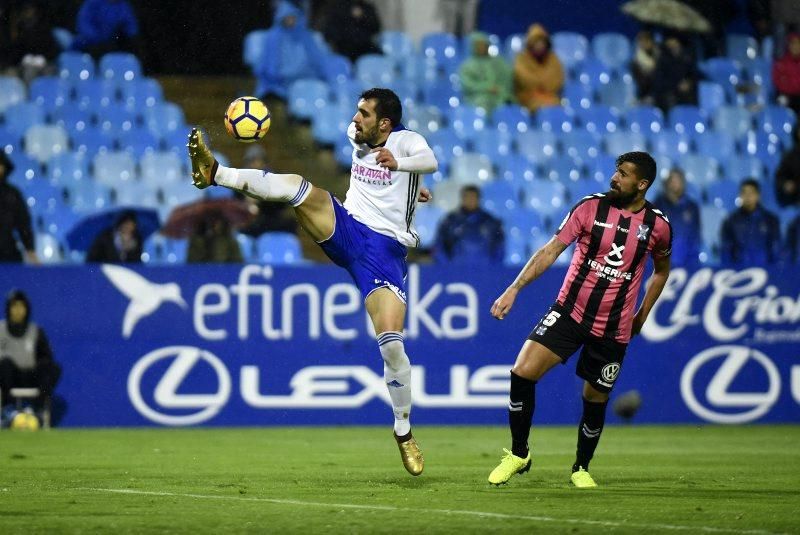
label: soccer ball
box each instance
[10,410,40,431]
[224,96,271,143]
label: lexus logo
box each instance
[603,243,625,267]
[680,346,780,424]
[128,346,232,426]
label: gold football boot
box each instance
[187,128,218,189]
[395,432,424,476]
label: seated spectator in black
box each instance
[70,0,141,58]
[653,168,701,266]
[0,0,60,82]
[238,146,299,236]
[86,210,142,263]
[0,152,39,264]
[775,125,800,207]
[631,30,659,105]
[187,210,243,264]
[0,290,60,411]
[320,0,381,63]
[652,35,698,112]
[720,179,781,265]
[434,185,504,265]
[787,213,800,263]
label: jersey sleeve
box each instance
[395,131,437,173]
[652,215,673,259]
[555,198,594,245]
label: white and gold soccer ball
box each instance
[224,96,271,143]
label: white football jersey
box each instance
[343,122,436,247]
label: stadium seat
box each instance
[681,154,719,187]
[591,33,631,71]
[569,177,605,200]
[35,204,78,240]
[743,58,773,99]
[400,54,440,86]
[472,129,513,160]
[4,103,46,140]
[551,32,589,68]
[542,155,585,183]
[431,180,462,212]
[405,105,444,138]
[51,107,94,134]
[504,233,529,265]
[516,130,558,162]
[29,77,71,113]
[0,76,26,114]
[143,103,185,136]
[160,180,203,208]
[524,179,568,221]
[311,105,351,146]
[705,179,739,210]
[624,106,664,134]
[57,52,94,81]
[700,58,741,100]
[71,127,115,156]
[257,232,303,265]
[604,131,648,155]
[142,233,167,264]
[575,105,619,134]
[66,180,112,213]
[48,152,90,185]
[420,32,461,72]
[725,155,764,182]
[651,131,691,161]
[243,30,269,69]
[287,78,330,121]
[698,81,727,113]
[560,129,600,160]
[497,154,537,185]
[234,233,258,262]
[726,34,758,62]
[73,79,117,112]
[503,33,526,62]
[355,54,396,87]
[450,152,494,184]
[120,78,163,111]
[425,127,465,169]
[712,106,753,138]
[97,107,139,137]
[756,106,797,146]
[423,79,460,111]
[668,105,707,137]
[413,204,444,249]
[380,31,415,60]
[323,54,353,85]
[448,105,487,142]
[490,105,530,134]
[575,58,612,89]
[562,82,593,110]
[481,179,519,212]
[694,131,737,161]
[535,106,574,133]
[117,128,160,158]
[24,125,70,163]
[21,179,63,214]
[93,151,137,186]
[500,207,544,241]
[99,52,142,82]
[596,79,635,109]
[35,232,63,264]
[113,179,158,208]
[742,131,782,173]
[700,205,727,255]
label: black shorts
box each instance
[527,303,628,393]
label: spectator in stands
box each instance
[434,185,504,265]
[653,168,700,266]
[459,31,512,114]
[86,210,142,263]
[775,125,800,207]
[0,153,38,264]
[773,33,800,117]
[255,0,326,100]
[0,0,59,82]
[513,23,564,113]
[631,30,659,105]
[186,210,243,264]
[0,289,60,412]
[238,146,299,236]
[652,35,698,112]
[70,0,140,58]
[787,213,800,263]
[720,179,781,265]
[320,0,381,63]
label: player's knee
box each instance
[377,333,410,372]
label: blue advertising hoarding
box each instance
[0,263,797,426]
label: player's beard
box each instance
[354,124,379,145]
[607,187,637,207]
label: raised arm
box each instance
[491,237,568,320]
[631,255,671,336]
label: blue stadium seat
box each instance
[575,58,612,89]
[234,233,258,262]
[93,151,137,186]
[589,154,616,183]
[334,137,354,168]
[390,79,419,109]
[160,180,203,208]
[35,232,64,264]
[742,131,782,173]
[380,31,415,60]
[405,105,444,138]
[58,52,94,81]
[0,76,26,114]
[491,104,531,134]
[118,128,160,158]
[21,179,63,214]
[450,152,494,184]
[65,180,112,214]
[120,78,163,111]
[311,105,350,146]
[575,105,619,134]
[243,30,269,70]
[48,152,90,185]
[113,179,158,208]
[29,77,71,114]
[500,208,544,241]
[694,131,737,161]
[756,106,797,146]
[400,54,440,86]
[668,105,707,137]
[3,102,46,140]
[73,79,117,112]
[698,81,727,113]
[551,32,589,68]
[726,34,758,62]
[52,107,94,134]
[34,204,78,241]
[257,232,303,265]
[420,32,461,72]
[331,78,367,109]
[700,58,741,100]
[604,131,648,155]
[425,127,465,170]
[431,180,462,213]
[524,179,568,220]
[24,124,70,163]
[596,79,635,109]
[712,106,752,138]
[162,128,196,153]
[71,127,114,156]
[97,107,139,137]
[497,154,537,185]
[423,79,460,111]
[448,105,487,142]
[481,178,519,213]
[705,179,739,210]
[569,177,605,201]
[142,233,167,264]
[563,82,593,111]
[624,106,664,134]
[681,154,719,188]
[504,234,529,265]
[700,205,728,255]
[651,131,691,161]
[725,155,764,182]
[99,52,142,82]
[472,129,513,160]
[143,103,185,136]
[503,33,525,62]
[560,129,600,160]
[413,204,444,249]
[535,106,574,133]
[516,130,558,162]
[323,54,353,85]
[542,155,585,183]
[592,33,631,71]
[743,58,773,100]
[6,152,44,184]
[287,78,330,120]
[355,54,396,87]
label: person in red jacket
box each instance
[773,33,800,117]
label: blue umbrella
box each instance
[65,207,160,252]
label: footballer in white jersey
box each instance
[188,88,437,476]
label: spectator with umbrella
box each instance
[186,209,243,264]
[68,208,159,263]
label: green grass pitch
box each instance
[0,425,797,534]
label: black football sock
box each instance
[573,397,608,472]
[509,371,536,458]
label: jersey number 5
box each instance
[542,310,561,327]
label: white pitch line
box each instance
[79,487,786,535]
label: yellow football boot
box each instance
[488,448,532,485]
[570,467,598,488]
[187,128,218,189]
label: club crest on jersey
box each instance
[636,224,650,241]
